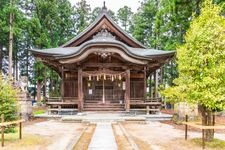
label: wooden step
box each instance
[83,107,125,111]
[84,106,124,109]
[84,103,123,106]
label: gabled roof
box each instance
[61,8,146,48]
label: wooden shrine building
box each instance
[30,5,175,114]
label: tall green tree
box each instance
[27,0,76,100]
[74,0,91,33]
[91,7,101,22]
[0,0,25,77]
[162,0,225,141]
[132,0,158,46]
[117,6,133,33]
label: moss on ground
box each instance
[32,109,46,115]
[0,132,49,149]
[192,138,225,149]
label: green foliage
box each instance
[162,0,225,111]
[91,7,101,22]
[0,75,18,121]
[117,6,133,32]
[0,75,19,132]
[74,0,91,33]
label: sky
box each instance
[69,0,141,13]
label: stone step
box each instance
[85,100,123,103]
[84,106,124,109]
[84,103,124,106]
[83,108,125,111]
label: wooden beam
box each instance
[83,63,126,68]
[82,70,126,76]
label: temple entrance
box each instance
[82,71,126,111]
[84,78,125,103]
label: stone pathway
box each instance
[88,123,118,150]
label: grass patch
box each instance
[33,109,46,115]
[0,132,49,149]
[192,138,225,149]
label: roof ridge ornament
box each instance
[93,29,116,41]
[101,1,107,13]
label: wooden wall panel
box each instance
[64,81,77,97]
[130,79,144,99]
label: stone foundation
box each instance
[17,91,32,120]
[174,102,198,119]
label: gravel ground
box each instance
[123,121,225,150]
[23,120,84,150]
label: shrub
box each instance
[0,75,19,132]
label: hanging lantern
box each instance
[89,75,91,81]
[118,83,121,87]
[97,75,99,81]
[104,74,106,80]
[88,82,91,87]
[119,74,122,80]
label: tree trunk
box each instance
[37,80,42,101]
[43,66,47,98]
[200,105,214,141]
[36,67,42,101]
[0,44,2,71]
[8,0,14,79]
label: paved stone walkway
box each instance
[88,123,117,150]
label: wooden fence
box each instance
[183,115,225,149]
[0,114,25,147]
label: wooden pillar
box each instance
[78,68,83,112]
[126,69,130,112]
[61,67,64,98]
[154,70,158,98]
[143,67,147,102]
[160,67,164,85]
[19,113,22,139]
[185,115,188,140]
[150,74,153,98]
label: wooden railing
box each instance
[47,97,78,103]
[130,97,162,104]
[145,97,162,103]
[0,114,25,147]
[46,97,79,115]
[183,115,225,149]
[130,97,162,114]
[47,97,63,102]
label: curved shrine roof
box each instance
[31,35,174,60]
[30,6,175,64]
